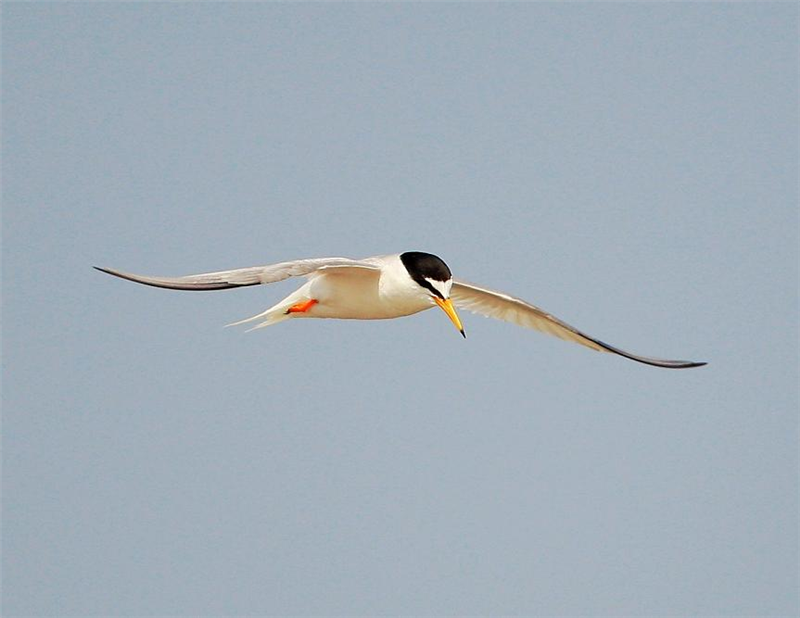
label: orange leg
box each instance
[285,298,318,314]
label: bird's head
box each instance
[400,251,465,338]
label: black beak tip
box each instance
[460,329,466,339]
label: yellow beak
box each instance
[434,297,466,338]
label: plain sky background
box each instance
[2,3,797,616]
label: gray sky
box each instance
[3,3,797,616]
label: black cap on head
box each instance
[400,252,452,297]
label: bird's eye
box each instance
[422,278,447,299]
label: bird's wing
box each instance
[451,280,705,369]
[94,258,380,291]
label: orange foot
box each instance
[285,299,318,314]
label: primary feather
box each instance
[450,280,705,369]
[93,258,380,290]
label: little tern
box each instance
[95,251,705,369]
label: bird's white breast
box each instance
[303,255,433,320]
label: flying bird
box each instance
[95,251,705,369]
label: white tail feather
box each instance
[226,309,275,328]
[227,298,305,330]
[244,315,291,332]
[226,286,313,331]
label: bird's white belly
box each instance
[301,271,432,320]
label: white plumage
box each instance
[96,252,705,369]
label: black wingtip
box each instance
[94,266,118,277]
[586,335,708,369]
[655,359,708,369]
[94,266,129,280]
[627,356,708,370]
